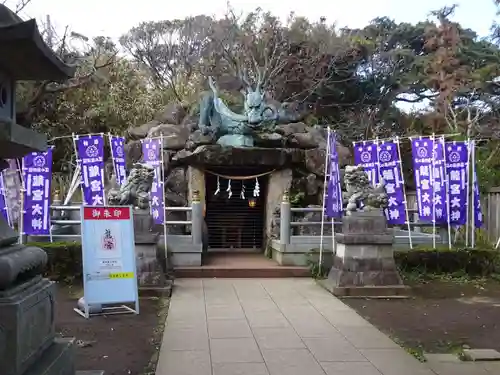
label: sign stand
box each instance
[74,205,139,319]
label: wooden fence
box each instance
[406,188,500,243]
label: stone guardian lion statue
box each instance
[342,165,389,215]
[107,163,155,209]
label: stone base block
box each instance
[138,284,173,298]
[24,337,76,375]
[0,277,56,375]
[272,248,333,268]
[322,242,408,297]
[171,252,202,266]
[318,280,410,298]
[135,244,168,287]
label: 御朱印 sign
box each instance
[80,206,139,315]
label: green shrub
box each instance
[395,245,499,276]
[28,242,83,282]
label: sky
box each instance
[6,0,499,41]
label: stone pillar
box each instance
[280,191,291,245]
[191,190,203,246]
[265,169,292,241]
[320,210,408,297]
[133,209,165,288]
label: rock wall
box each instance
[124,102,353,236]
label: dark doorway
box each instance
[205,166,269,251]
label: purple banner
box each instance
[353,141,379,185]
[0,172,10,226]
[411,137,447,223]
[22,149,53,235]
[142,138,164,224]
[445,142,468,226]
[377,141,406,225]
[110,135,127,186]
[432,139,448,223]
[75,135,106,206]
[324,131,343,218]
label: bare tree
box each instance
[17,24,118,124]
[2,0,32,14]
[120,16,215,102]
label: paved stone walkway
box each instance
[155,278,500,375]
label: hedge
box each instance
[28,241,500,282]
[394,245,499,276]
[29,242,83,282]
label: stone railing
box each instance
[270,193,445,267]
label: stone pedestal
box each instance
[133,209,172,296]
[320,210,409,297]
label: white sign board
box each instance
[79,206,139,318]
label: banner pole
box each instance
[319,128,331,270]
[471,140,476,248]
[334,132,343,232]
[64,164,81,206]
[465,138,471,247]
[108,132,114,185]
[160,135,168,260]
[441,137,452,249]
[431,134,436,249]
[100,133,106,206]
[395,136,413,249]
[0,171,11,228]
[48,146,54,243]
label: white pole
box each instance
[0,171,11,227]
[160,135,168,260]
[100,133,106,206]
[441,137,452,249]
[108,133,114,184]
[319,128,331,269]
[334,132,343,256]
[395,136,413,249]
[431,133,436,249]
[471,140,476,248]
[48,146,54,243]
[465,138,471,247]
[334,132,343,212]
[64,164,81,206]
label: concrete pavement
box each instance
[155,278,499,375]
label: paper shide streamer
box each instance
[226,179,232,199]
[253,178,260,197]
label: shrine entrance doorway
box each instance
[204,166,269,252]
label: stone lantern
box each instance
[0,5,99,375]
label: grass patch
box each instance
[142,297,170,375]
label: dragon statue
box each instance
[342,165,389,215]
[107,163,155,209]
[198,65,304,147]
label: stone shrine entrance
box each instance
[205,166,268,251]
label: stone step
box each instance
[174,266,310,278]
[462,349,500,361]
[24,338,76,375]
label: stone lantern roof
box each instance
[0,5,77,158]
[0,4,76,80]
